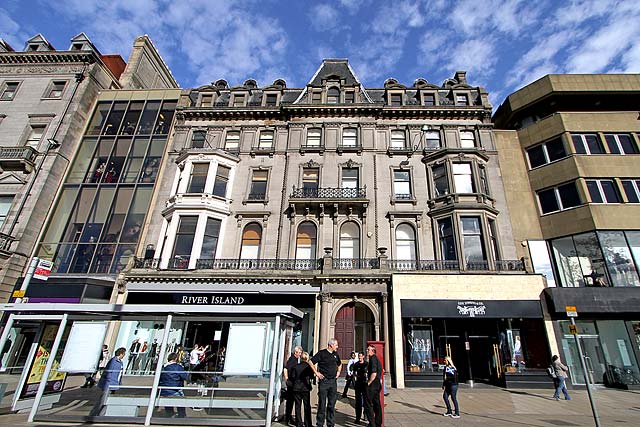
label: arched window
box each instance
[296,222,317,259]
[340,221,360,259]
[396,223,417,260]
[240,223,262,259]
[327,87,340,104]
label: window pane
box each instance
[213,165,230,197]
[438,218,456,261]
[587,180,603,203]
[296,222,317,259]
[433,164,449,196]
[558,182,581,209]
[0,196,13,227]
[618,134,637,154]
[604,134,621,154]
[250,170,268,199]
[327,87,339,104]
[240,223,261,259]
[87,103,111,135]
[600,181,620,203]
[622,180,640,203]
[551,236,582,287]
[191,131,206,148]
[396,224,416,261]
[462,217,485,262]
[626,231,640,276]
[138,101,160,135]
[423,94,435,106]
[259,131,274,148]
[460,131,475,148]
[391,130,405,148]
[527,145,546,168]
[572,135,586,154]
[202,217,222,259]
[390,93,402,106]
[172,216,198,260]
[546,137,567,162]
[188,163,209,193]
[538,188,559,214]
[225,132,240,150]
[585,134,604,154]
[307,128,321,146]
[425,130,441,149]
[340,222,360,259]
[394,170,411,196]
[303,168,319,190]
[343,128,357,146]
[341,168,358,189]
[453,163,474,193]
[598,231,640,287]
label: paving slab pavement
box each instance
[1,384,639,426]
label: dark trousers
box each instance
[354,383,366,421]
[294,390,312,427]
[443,384,459,415]
[342,375,353,396]
[285,387,295,422]
[316,378,337,427]
[364,383,382,427]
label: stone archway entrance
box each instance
[334,301,375,354]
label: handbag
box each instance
[547,366,557,378]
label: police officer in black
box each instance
[364,345,382,427]
[309,338,342,427]
[352,352,368,424]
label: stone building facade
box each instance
[125,59,547,387]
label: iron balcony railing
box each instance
[290,187,366,199]
[133,257,525,272]
[0,232,15,253]
[333,258,380,269]
[388,259,461,271]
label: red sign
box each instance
[33,259,54,281]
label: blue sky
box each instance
[2,0,639,107]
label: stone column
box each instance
[382,292,391,374]
[319,292,332,346]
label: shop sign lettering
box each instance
[456,301,486,317]
[180,295,245,305]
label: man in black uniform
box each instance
[364,345,382,427]
[283,346,303,425]
[309,338,341,427]
[352,352,368,424]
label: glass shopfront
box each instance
[559,319,640,388]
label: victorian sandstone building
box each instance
[122,59,548,388]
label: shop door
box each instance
[563,335,607,385]
[468,336,498,384]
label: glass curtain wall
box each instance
[37,99,176,274]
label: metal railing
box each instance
[133,257,525,273]
[333,258,379,269]
[0,146,38,163]
[388,259,460,271]
[0,232,15,253]
[290,187,366,199]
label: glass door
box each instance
[562,334,606,385]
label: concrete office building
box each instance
[494,74,640,389]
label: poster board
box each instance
[223,323,267,375]
[58,322,108,373]
[20,324,68,398]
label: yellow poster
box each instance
[21,324,67,398]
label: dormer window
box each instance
[456,94,469,106]
[264,93,278,107]
[72,43,84,51]
[200,94,213,107]
[28,44,39,52]
[422,93,435,106]
[390,93,402,106]
[345,91,355,104]
[327,87,340,104]
[232,94,246,107]
[311,91,322,104]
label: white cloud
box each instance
[0,7,30,49]
[310,4,340,31]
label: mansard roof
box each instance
[308,58,360,86]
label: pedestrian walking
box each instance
[89,347,126,417]
[442,356,460,418]
[364,345,382,427]
[309,338,342,427]
[342,351,357,398]
[158,352,189,418]
[552,354,572,401]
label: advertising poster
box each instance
[20,324,68,399]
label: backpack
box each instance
[547,365,557,378]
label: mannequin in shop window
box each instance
[512,336,524,372]
[104,162,117,183]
